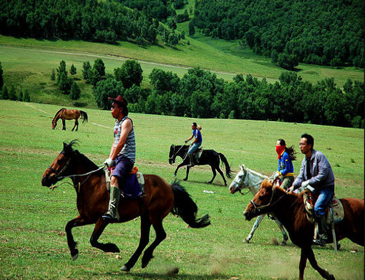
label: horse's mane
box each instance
[53,108,66,121]
[64,140,103,175]
[245,167,268,179]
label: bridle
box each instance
[249,186,286,213]
[47,151,104,191]
[169,145,186,163]
[233,168,261,196]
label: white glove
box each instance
[104,158,114,167]
[301,180,310,188]
[287,186,295,193]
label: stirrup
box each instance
[102,212,119,222]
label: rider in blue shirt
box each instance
[185,122,202,167]
[276,139,295,190]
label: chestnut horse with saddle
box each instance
[41,140,210,271]
[244,179,364,280]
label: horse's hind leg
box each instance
[72,120,79,131]
[273,217,289,245]
[215,166,227,186]
[122,213,151,271]
[303,246,334,280]
[141,219,166,269]
[90,218,120,253]
[65,215,90,260]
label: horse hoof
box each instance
[242,239,250,244]
[280,241,287,246]
[183,178,187,181]
[71,250,79,261]
[120,265,130,272]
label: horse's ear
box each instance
[240,164,245,170]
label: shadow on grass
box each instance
[96,271,230,279]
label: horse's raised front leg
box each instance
[90,217,120,253]
[303,246,334,280]
[243,214,265,243]
[273,217,289,245]
[174,163,185,177]
[122,213,151,271]
[65,215,91,261]
[207,166,217,184]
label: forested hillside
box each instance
[0,0,167,45]
[192,0,364,68]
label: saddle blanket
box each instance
[105,167,144,198]
[304,192,344,224]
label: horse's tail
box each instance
[171,181,210,228]
[80,111,88,123]
[218,153,232,178]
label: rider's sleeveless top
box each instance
[114,116,135,163]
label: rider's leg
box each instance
[313,188,333,245]
[103,156,133,222]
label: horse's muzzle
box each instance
[42,175,57,187]
[243,210,253,221]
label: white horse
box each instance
[229,164,289,245]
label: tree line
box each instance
[85,59,363,128]
[191,0,364,69]
[1,58,363,128]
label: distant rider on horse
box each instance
[185,122,202,167]
[103,95,136,222]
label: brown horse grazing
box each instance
[41,140,210,271]
[52,108,88,131]
[243,179,364,280]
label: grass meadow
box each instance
[0,100,363,279]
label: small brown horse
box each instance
[41,140,210,271]
[52,108,88,131]
[243,179,364,280]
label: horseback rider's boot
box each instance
[102,186,120,222]
[188,153,195,167]
[313,215,328,246]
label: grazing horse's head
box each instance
[169,145,176,165]
[41,140,78,187]
[52,108,65,129]
[243,179,279,220]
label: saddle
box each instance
[303,190,345,225]
[105,166,145,198]
[193,147,203,160]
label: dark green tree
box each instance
[93,58,105,77]
[70,64,77,75]
[114,60,143,89]
[93,78,124,109]
[82,61,91,80]
[70,82,81,100]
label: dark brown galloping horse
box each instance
[243,179,364,280]
[52,108,88,131]
[41,140,210,271]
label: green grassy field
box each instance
[0,100,363,279]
